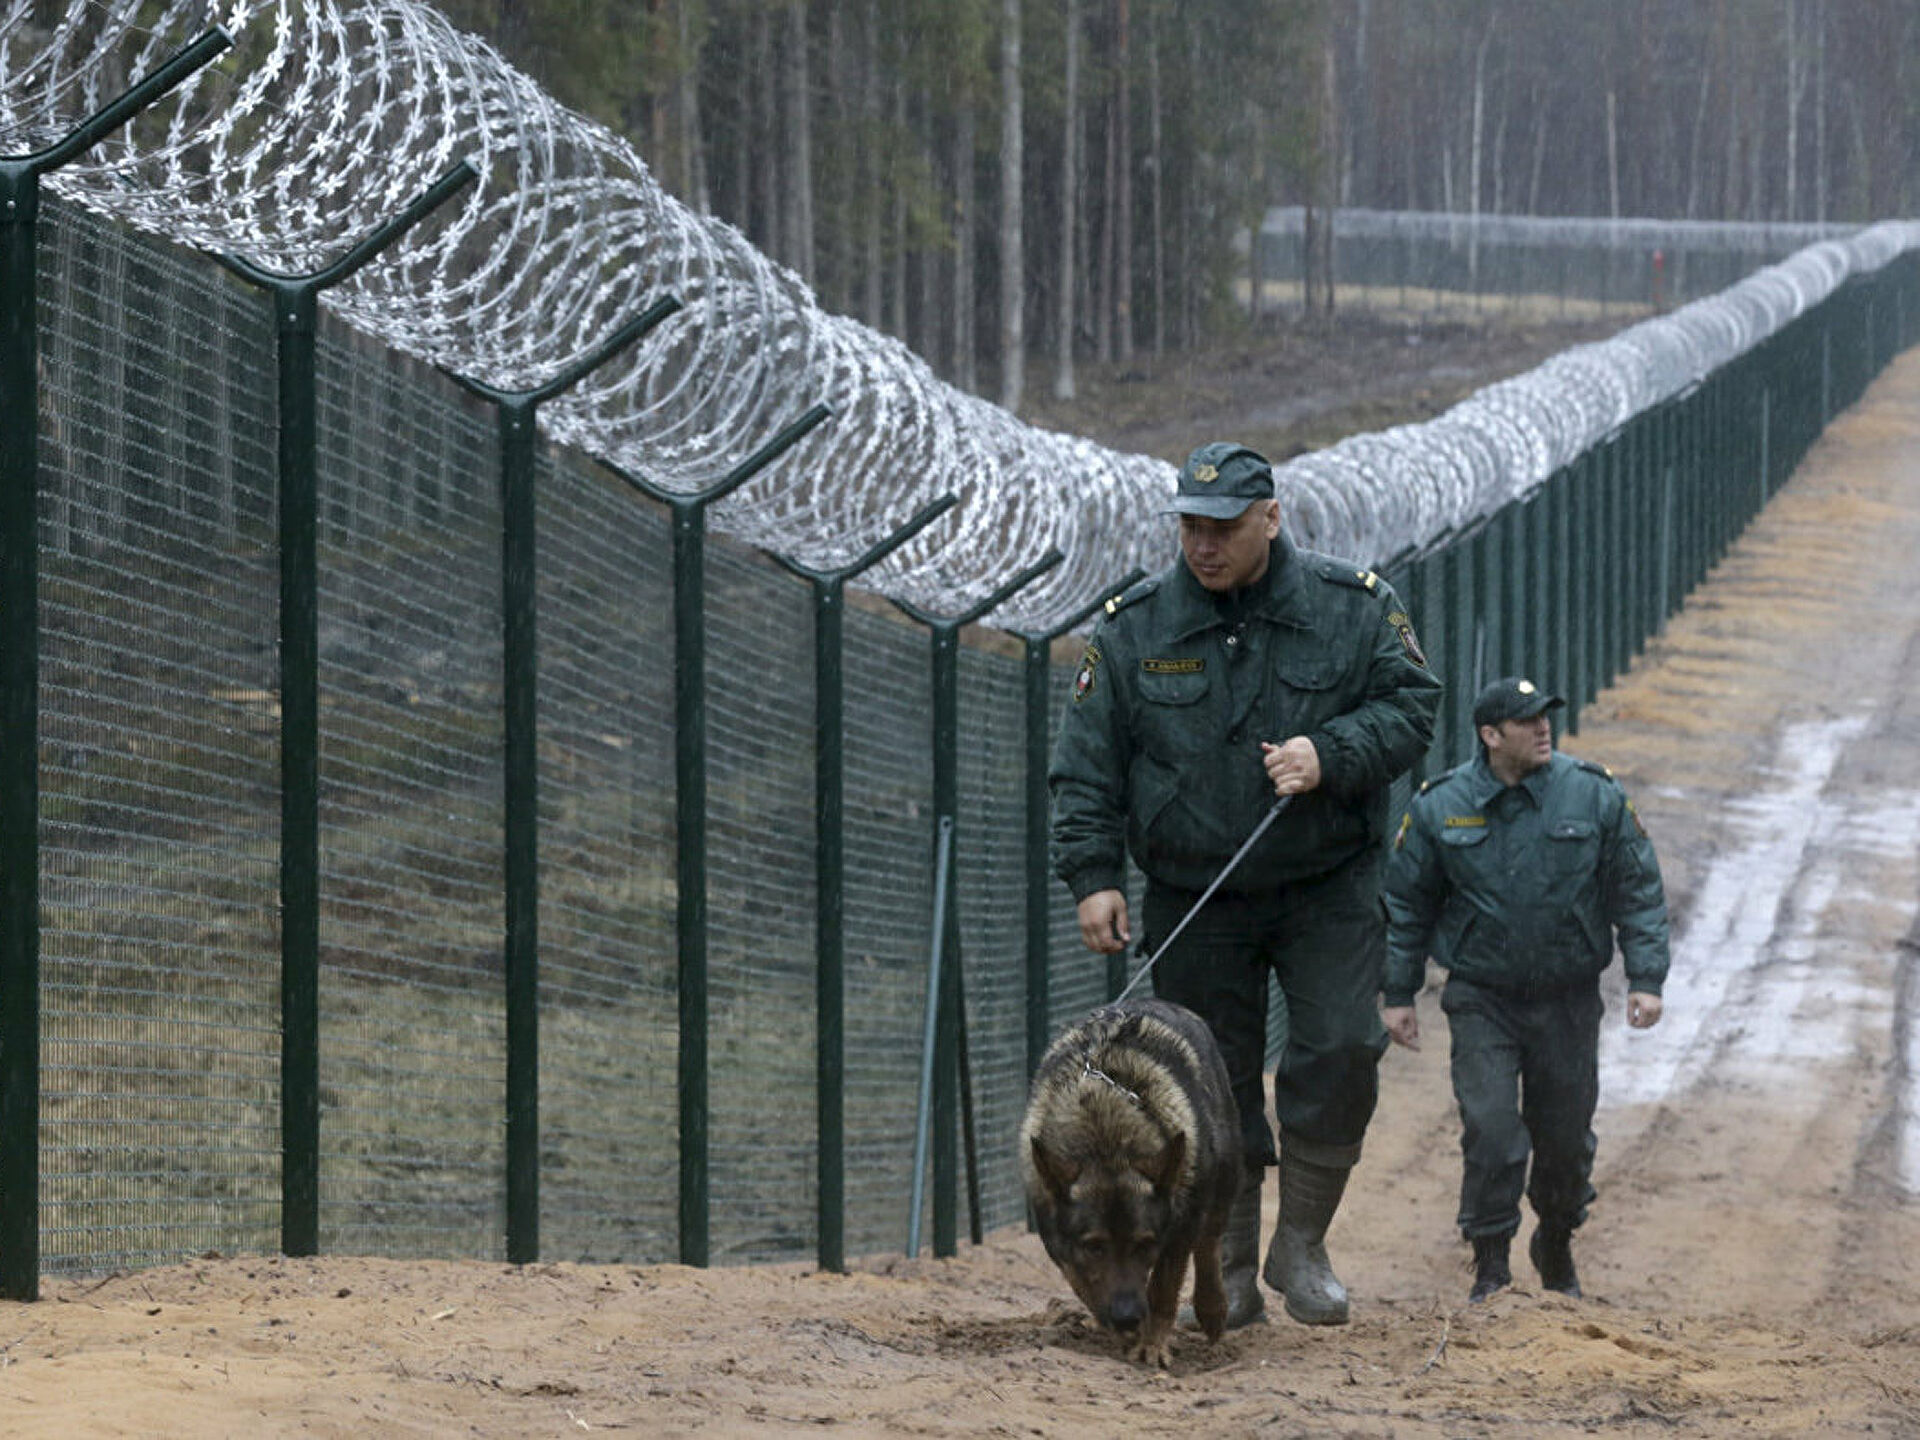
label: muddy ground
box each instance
[1021,306,1641,465]
[6,319,1920,1437]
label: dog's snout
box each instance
[1107,1292,1146,1332]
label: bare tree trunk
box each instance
[1491,106,1508,217]
[679,0,709,213]
[999,0,1025,411]
[1814,3,1828,223]
[1114,0,1133,365]
[918,112,942,364]
[1096,94,1115,365]
[1053,0,1079,400]
[862,0,884,326]
[1312,27,1338,317]
[1785,0,1802,222]
[1147,6,1164,359]
[1469,25,1489,276]
[1345,0,1369,204]
[1685,44,1711,218]
[755,8,782,260]
[1605,87,1620,220]
[953,101,977,390]
[788,0,815,280]
[891,85,909,335]
[1528,96,1548,214]
[1723,50,1742,217]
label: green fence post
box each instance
[1576,448,1601,718]
[768,494,957,1274]
[444,294,683,1265]
[1498,503,1524,677]
[1526,491,1550,681]
[1007,571,1145,1084]
[0,155,41,1308]
[224,159,478,1261]
[1548,470,1573,728]
[898,549,1063,1259]
[610,404,832,1267]
[0,26,230,1303]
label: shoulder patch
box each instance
[1072,642,1102,704]
[1102,575,1161,617]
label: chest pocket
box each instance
[1134,666,1212,757]
[1269,644,1342,693]
[1438,823,1490,877]
[1545,818,1599,876]
[1138,668,1210,706]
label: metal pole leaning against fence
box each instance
[766,492,959,1275]
[439,293,686,1265]
[0,25,231,1305]
[1005,569,1146,1085]
[218,157,479,1264]
[896,547,1063,1260]
[608,401,834,1268]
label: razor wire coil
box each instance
[7,0,1920,625]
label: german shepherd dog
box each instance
[1019,997,1242,1366]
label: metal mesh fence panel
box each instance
[34,198,282,1272]
[311,325,506,1259]
[534,456,678,1264]
[838,604,936,1259]
[704,543,819,1264]
[954,643,1033,1235]
[24,182,1901,1281]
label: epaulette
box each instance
[1101,575,1160,617]
[1416,759,1470,795]
[1318,560,1380,594]
[1573,757,1615,781]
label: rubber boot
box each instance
[1260,1151,1353,1326]
[1180,1166,1266,1329]
[1469,1234,1511,1302]
[1529,1222,1582,1297]
[1219,1166,1267,1328]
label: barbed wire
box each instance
[6,0,1917,628]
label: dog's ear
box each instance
[1029,1135,1081,1200]
[1144,1129,1187,1191]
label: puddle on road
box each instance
[1597,715,1920,1189]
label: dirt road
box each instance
[5,347,1920,1437]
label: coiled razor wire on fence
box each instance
[7,0,1920,627]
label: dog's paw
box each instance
[1128,1328,1175,1368]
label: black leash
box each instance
[1112,794,1294,1004]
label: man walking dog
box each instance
[1381,676,1671,1303]
[1050,441,1441,1327]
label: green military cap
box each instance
[1472,675,1566,728]
[1162,441,1275,519]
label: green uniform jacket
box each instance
[1049,534,1442,900]
[1381,750,1671,1006]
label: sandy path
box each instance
[5,352,1920,1437]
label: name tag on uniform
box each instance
[1141,658,1205,674]
[1443,815,1486,828]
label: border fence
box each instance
[4,25,1919,1301]
[1259,207,1863,320]
[7,185,1914,1298]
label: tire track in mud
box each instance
[1554,346,1920,1325]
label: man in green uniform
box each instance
[1381,676,1670,1303]
[1049,441,1442,1328]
